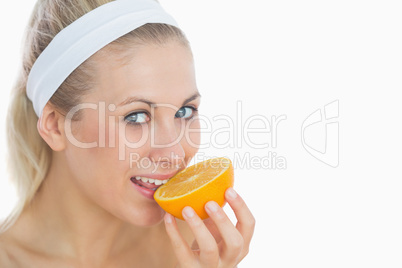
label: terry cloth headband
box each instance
[26,0,178,117]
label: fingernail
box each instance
[182,206,195,218]
[226,188,238,199]
[164,213,172,224]
[206,201,219,213]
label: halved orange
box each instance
[154,157,234,220]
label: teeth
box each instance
[134,176,169,185]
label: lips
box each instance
[129,172,178,200]
[130,175,172,191]
[130,177,160,191]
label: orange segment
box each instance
[154,157,234,220]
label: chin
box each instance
[123,204,167,227]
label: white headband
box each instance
[26,0,178,117]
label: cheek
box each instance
[65,117,127,182]
[66,113,152,166]
[116,122,151,161]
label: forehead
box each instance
[85,42,197,105]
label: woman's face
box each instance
[62,41,200,226]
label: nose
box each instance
[148,119,186,169]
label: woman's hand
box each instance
[164,188,255,268]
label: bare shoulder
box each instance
[0,232,73,268]
[0,234,17,267]
[0,232,44,268]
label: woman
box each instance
[0,0,255,267]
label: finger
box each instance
[203,217,222,244]
[225,188,256,256]
[182,206,219,266]
[205,201,244,263]
[164,213,195,266]
[191,239,199,251]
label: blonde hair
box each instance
[1,0,189,233]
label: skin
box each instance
[0,41,255,268]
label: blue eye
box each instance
[175,106,197,119]
[125,112,150,124]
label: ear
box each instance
[37,104,66,151]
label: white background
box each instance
[1,0,402,267]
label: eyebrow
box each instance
[118,92,201,107]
